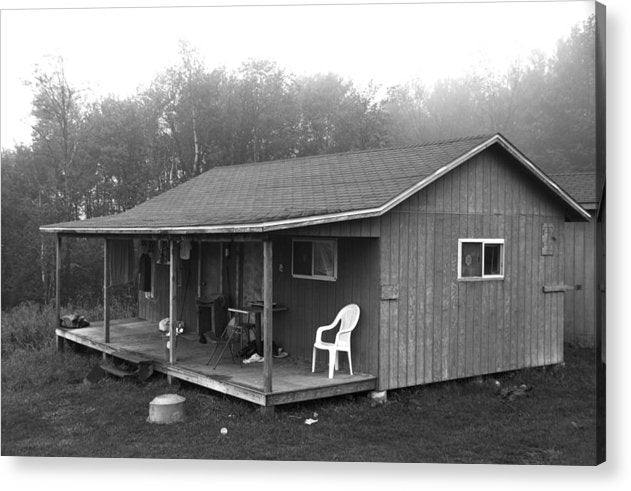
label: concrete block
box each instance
[368,390,387,404]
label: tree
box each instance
[1,147,50,305]
[296,73,387,155]
[232,59,300,163]
[536,16,596,172]
[30,57,90,221]
[82,96,158,215]
[382,79,430,146]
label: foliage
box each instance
[1,17,595,310]
[1,344,597,463]
[1,299,137,356]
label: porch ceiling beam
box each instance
[263,239,273,393]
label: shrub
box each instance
[1,345,99,391]
[1,297,137,355]
[1,301,56,355]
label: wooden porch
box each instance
[57,318,377,407]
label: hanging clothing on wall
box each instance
[140,240,152,255]
[180,239,192,260]
[108,239,136,286]
[157,240,170,264]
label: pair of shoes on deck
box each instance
[243,353,264,364]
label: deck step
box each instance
[110,350,155,381]
[100,363,136,379]
[100,361,154,381]
[112,349,153,365]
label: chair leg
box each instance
[347,351,353,375]
[328,350,336,379]
[312,346,317,373]
[209,326,237,369]
[206,325,229,366]
[206,342,221,366]
[335,351,339,370]
[212,339,232,369]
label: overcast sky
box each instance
[1,0,593,150]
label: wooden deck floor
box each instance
[56,318,377,407]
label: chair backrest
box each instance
[334,304,360,348]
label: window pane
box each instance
[484,243,502,275]
[313,241,335,277]
[293,241,312,276]
[461,242,482,277]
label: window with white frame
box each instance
[458,239,504,280]
[292,239,337,281]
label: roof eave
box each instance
[38,206,384,236]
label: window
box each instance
[292,239,337,281]
[458,239,504,280]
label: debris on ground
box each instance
[496,382,533,401]
[304,418,318,425]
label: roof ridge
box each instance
[209,133,496,171]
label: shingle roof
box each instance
[40,134,589,234]
[547,172,596,207]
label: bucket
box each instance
[147,393,186,424]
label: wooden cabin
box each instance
[41,133,590,408]
[549,172,597,347]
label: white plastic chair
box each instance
[311,304,360,378]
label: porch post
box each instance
[196,240,202,336]
[55,234,64,352]
[197,240,202,298]
[103,238,110,343]
[263,239,273,393]
[169,239,177,365]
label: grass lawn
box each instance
[1,343,598,464]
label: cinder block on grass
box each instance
[368,390,387,404]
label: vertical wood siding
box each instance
[242,242,263,305]
[563,219,596,346]
[289,217,381,238]
[139,242,222,334]
[271,236,381,377]
[377,146,568,391]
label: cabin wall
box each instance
[290,217,381,238]
[271,236,380,376]
[563,219,596,347]
[138,241,223,335]
[378,146,568,391]
[243,242,263,305]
